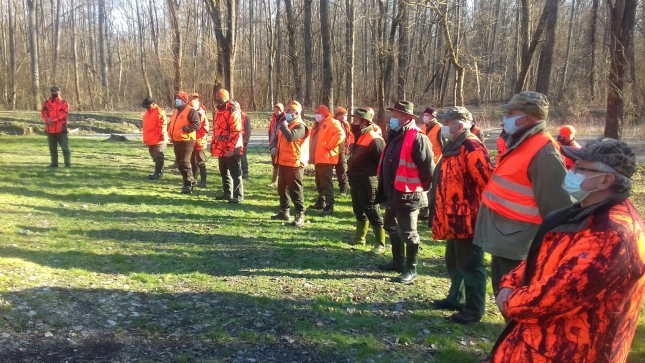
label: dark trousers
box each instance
[191,149,206,177]
[444,238,487,318]
[148,144,166,163]
[47,133,71,165]
[335,148,348,193]
[278,165,305,213]
[314,164,335,205]
[174,141,195,186]
[383,208,420,246]
[241,147,249,177]
[350,186,383,227]
[491,255,523,295]
[218,155,243,199]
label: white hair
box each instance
[591,161,632,192]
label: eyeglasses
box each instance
[573,166,603,174]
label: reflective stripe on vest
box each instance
[482,132,555,224]
[393,128,424,193]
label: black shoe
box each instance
[228,198,244,204]
[181,185,193,194]
[431,299,462,312]
[321,204,334,216]
[393,268,417,284]
[148,173,162,180]
[309,201,325,210]
[271,211,291,221]
[292,212,305,227]
[377,261,404,273]
[447,311,481,325]
[215,194,232,200]
[242,174,249,180]
[48,164,59,168]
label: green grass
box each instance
[0,135,644,362]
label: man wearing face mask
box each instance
[268,103,285,187]
[41,86,71,168]
[167,92,201,194]
[270,101,310,227]
[429,106,494,324]
[474,91,572,297]
[491,138,645,363]
[347,108,386,254]
[190,99,209,188]
[309,105,345,215]
[211,89,244,203]
[556,125,581,170]
[141,97,168,179]
[419,107,444,222]
[334,107,350,196]
[376,100,435,284]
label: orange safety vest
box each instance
[168,107,196,142]
[356,128,383,148]
[422,122,443,165]
[277,120,310,168]
[378,127,424,193]
[482,132,556,224]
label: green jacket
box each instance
[473,122,573,260]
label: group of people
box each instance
[42,86,645,362]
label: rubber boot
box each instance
[349,220,369,245]
[197,167,207,188]
[378,234,404,273]
[370,225,386,255]
[394,243,419,284]
[149,160,164,180]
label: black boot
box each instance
[378,235,404,273]
[149,161,164,180]
[321,203,334,216]
[271,210,291,221]
[309,197,325,210]
[197,167,207,188]
[394,243,419,284]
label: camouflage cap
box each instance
[502,91,549,119]
[562,137,636,178]
[351,107,373,122]
[437,106,473,122]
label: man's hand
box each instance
[496,288,514,317]
[182,126,191,132]
[270,147,279,157]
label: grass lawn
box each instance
[1,136,645,362]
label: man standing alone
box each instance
[41,86,71,168]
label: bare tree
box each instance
[248,0,256,110]
[534,0,560,95]
[345,0,354,111]
[136,1,153,98]
[319,0,333,108]
[303,0,313,107]
[396,0,409,100]
[514,0,550,93]
[7,0,16,109]
[98,0,109,106]
[26,0,40,110]
[167,0,182,93]
[52,0,61,83]
[283,0,302,102]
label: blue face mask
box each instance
[389,118,401,131]
[175,99,183,108]
[285,113,294,122]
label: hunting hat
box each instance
[437,106,473,122]
[50,86,60,93]
[175,92,189,104]
[216,89,230,101]
[191,93,200,99]
[559,125,576,141]
[424,107,437,116]
[562,137,636,178]
[386,100,416,117]
[336,107,348,116]
[502,91,550,119]
[141,97,155,108]
[316,105,331,117]
[351,108,373,122]
[274,103,284,112]
[287,100,302,113]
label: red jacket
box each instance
[41,97,69,134]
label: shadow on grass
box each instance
[0,287,501,363]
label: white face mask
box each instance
[564,170,605,202]
[315,114,324,122]
[441,125,452,139]
[423,115,433,124]
[503,114,526,135]
[342,116,348,122]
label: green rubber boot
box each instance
[349,220,369,245]
[370,225,386,255]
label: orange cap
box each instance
[275,103,284,112]
[335,107,348,115]
[559,125,575,141]
[175,92,189,103]
[316,105,331,117]
[216,89,230,100]
[191,93,200,99]
[288,100,302,113]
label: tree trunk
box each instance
[514,0,550,94]
[98,0,109,107]
[396,0,409,100]
[168,0,182,93]
[484,0,502,103]
[535,0,560,95]
[8,0,16,110]
[434,0,465,106]
[345,0,354,111]
[605,0,638,139]
[283,0,302,102]
[557,0,577,103]
[274,0,282,102]
[52,0,61,84]
[320,0,333,108]
[26,0,40,110]
[136,1,153,98]
[589,0,599,100]
[303,0,313,107]
[248,0,256,110]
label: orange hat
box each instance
[335,107,348,115]
[275,103,284,112]
[288,100,302,113]
[316,105,331,117]
[216,89,230,100]
[175,92,189,103]
[191,92,200,99]
[559,125,575,141]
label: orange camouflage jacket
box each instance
[211,101,243,157]
[491,194,645,363]
[194,108,209,151]
[41,97,69,134]
[431,131,493,240]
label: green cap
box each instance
[351,107,373,122]
[386,100,416,117]
[437,106,473,122]
[502,91,549,119]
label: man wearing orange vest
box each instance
[376,100,435,284]
[211,89,244,203]
[168,92,201,194]
[270,101,310,227]
[347,108,386,254]
[268,103,285,187]
[430,106,494,324]
[190,99,209,188]
[557,125,581,170]
[334,107,350,195]
[41,86,71,168]
[309,105,345,215]
[495,131,507,166]
[419,107,444,222]
[474,91,572,297]
[141,97,168,180]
